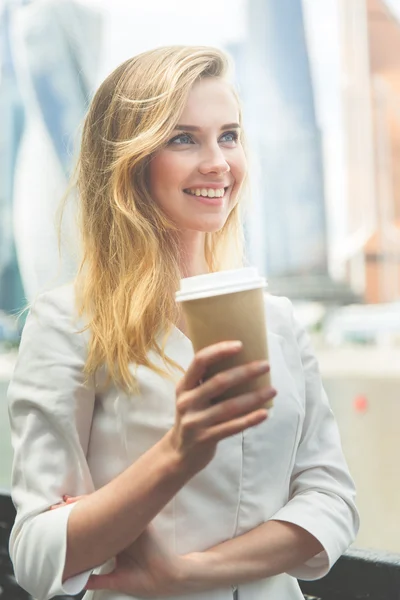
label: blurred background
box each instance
[0,0,399,553]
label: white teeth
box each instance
[187,187,225,198]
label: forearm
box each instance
[64,431,192,581]
[184,520,324,591]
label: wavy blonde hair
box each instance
[72,45,247,392]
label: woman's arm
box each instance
[8,292,192,598]
[265,301,359,580]
[183,520,323,591]
[81,516,322,597]
[181,299,359,592]
[9,289,274,600]
[78,299,359,599]
[65,356,272,581]
[63,433,189,581]
[65,364,273,581]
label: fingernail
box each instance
[257,361,270,372]
[231,341,242,349]
[263,386,276,397]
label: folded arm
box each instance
[183,519,323,592]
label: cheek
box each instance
[149,155,172,193]
[231,151,247,187]
[149,152,188,194]
[231,157,247,187]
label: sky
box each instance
[385,0,400,19]
[82,0,247,81]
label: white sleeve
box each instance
[8,290,96,600]
[270,301,360,580]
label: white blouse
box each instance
[7,284,359,600]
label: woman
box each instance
[8,46,359,600]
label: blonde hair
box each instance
[73,45,247,392]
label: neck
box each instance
[178,231,209,279]
[175,231,209,337]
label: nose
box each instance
[198,144,230,176]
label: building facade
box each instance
[339,0,400,303]
[240,0,329,287]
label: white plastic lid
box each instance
[175,267,267,302]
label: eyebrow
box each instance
[174,123,241,131]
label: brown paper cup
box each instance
[178,278,272,409]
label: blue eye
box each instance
[167,130,239,146]
[168,133,194,145]
[220,131,239,144]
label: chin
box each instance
[193,218,228,233]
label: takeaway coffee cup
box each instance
[175,267,273,409]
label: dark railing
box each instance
[1,492,400,600]
[299,547,400,600]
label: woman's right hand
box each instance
[168,341,276,474]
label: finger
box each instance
[179,341,243,392]
[189,360,270,410]
[203,407,269,443]
[196,385,276,428]
[64,495,85,503]
[85,573,118,591]
[49,495,85,511]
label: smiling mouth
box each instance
[183,187,229,199]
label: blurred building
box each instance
[339,0,400,303]
[236,0,357,302]
[0,3,25,314]
[245,0,328,281]
[3,0,102,304]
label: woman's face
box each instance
[148,77,247,233]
